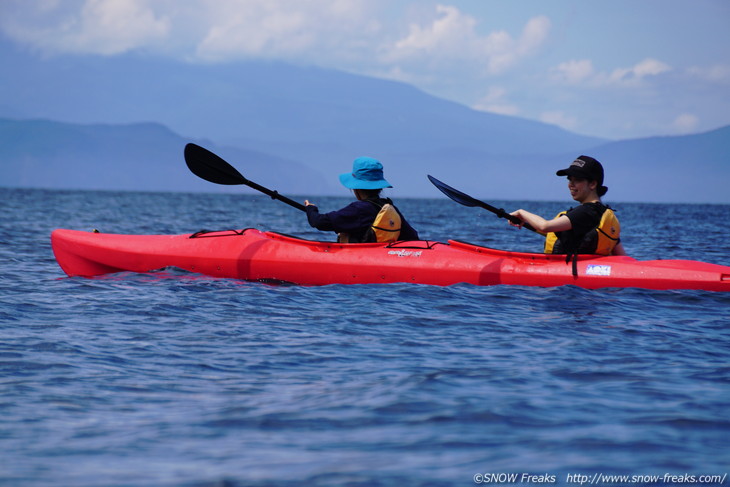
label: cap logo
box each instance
[572,159,586,168]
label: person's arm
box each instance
[509,209,572,234]
[304,201,335,231]
[611,241,627,256]
[304,200,375,234]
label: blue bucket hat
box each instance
[339,157,393,190]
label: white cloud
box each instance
[0,2,550,77]
[0,0,379,60]
[606,58,671,85]
[392,5,476,53]
[552,59,594,84]
[472,86,519,116]
[671,113,699,133]
[539,111,578,131]
[384,6,550,75]
[0,0,171,55]
[687,64,730,83]
[196,2,314,59]
[483,18,548,74]
[632,58,671,78]
[551,58,671,87]
[194,0,379,61]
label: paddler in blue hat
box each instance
[508,155,627,258]
[304,157,419,243]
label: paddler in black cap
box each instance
[508,155,627,259]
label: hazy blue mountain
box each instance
[493,125,730,204]
[379,125,730,204]
[2,117,728,203]
[0,118,328,194]
[1,41,728,202]
[0,42,603,155]
[0,42,606,191]
[585,125,730,203]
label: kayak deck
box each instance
[50,228,730,291]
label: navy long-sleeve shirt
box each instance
[305,199,419,242]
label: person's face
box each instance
[567,176,597,202]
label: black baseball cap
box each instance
[556,155,608,195]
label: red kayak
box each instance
[50,228,730,291]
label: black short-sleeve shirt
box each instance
[552,202,606,254]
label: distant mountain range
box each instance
[0,118,327,194]
[1,41,728,203]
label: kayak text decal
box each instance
[388,250,423,258]
[586,264,611,276]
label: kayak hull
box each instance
[51,228,730,291]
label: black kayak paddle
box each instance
[427,174,537,232]
[184,143,306,212]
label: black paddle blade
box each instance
[184,143,247,185]
[184,142,307,212]
[428,174,536,231]
[427,175,481,207]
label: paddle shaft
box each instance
[239,175,306,212]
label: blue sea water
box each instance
[2,187,730,487]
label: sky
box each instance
[1,0,729,140]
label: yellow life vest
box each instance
[370,202,401,243]
[593,207,621,254]
[544,206,620,255]
[543,212,566,254]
